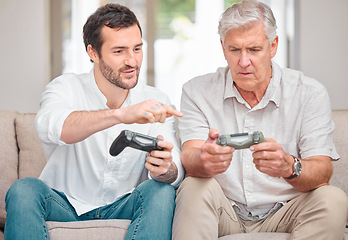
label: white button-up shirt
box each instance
[36,70,184,215]
[179,62,339,220]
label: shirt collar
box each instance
[87,68,108,107]
[223,66,235,100]
[265,61,281,108]
[223,61,281,109]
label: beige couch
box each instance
[1,110,347,240]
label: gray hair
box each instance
[218,0,277,44]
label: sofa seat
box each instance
[46,219,130,240]
[49,220,292,240]
[46,220,348,240]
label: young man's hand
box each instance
[145,135,178,184]
[118,99,183,124]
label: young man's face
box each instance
[96,24,143,90]
[221,21,278,92]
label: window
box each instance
[60,0,293,109]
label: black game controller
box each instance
[216,131,266,149]
[109,130,164,156]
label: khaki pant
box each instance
[172,177,348,240]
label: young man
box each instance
[5,4,184,240]
[173,1,347,239]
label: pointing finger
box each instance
[163,105,183,118]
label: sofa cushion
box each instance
[330,110,348,195]
[219,232,290,240]
[15,113,46,179]
[46,219,130,240]
[0,111,18,227]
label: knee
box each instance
[176,176,221,200]
[6,177,49,206]
[309,185,348,221]
[136,180,176,204]
[131,180,176,219]
[311,185,347,207]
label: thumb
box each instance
[207,128,219,143]
[156,135,164,140]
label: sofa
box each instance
[0,110,347,240]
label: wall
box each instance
[296,0,348,110]
[0,0,50,113]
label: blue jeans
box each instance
[4,177,176,240]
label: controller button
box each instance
[253,131,261,143]
[220,137,227,146]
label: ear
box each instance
[270,35,278,58]
[87,44,99,63]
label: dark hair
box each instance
[83,3,142,57]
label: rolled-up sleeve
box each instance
[179,81,211,144]
[299,80,339,160]
[35,75,75,146]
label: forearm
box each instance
[60,109,122,144]
[286,156,332,192]
[181,147,211,178]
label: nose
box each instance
[124,52,137,67]
[239,51,251,68]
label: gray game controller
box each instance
[216,131,266,149]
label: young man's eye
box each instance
[134,47,142,52]
[114,50,123,54]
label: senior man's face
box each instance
[221,21,278,93]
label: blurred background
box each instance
[0,0,347,112]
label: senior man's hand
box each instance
[250,138,294,178]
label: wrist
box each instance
[283,155,295,178]
[283,155,302,180]
[111,108,124,125]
